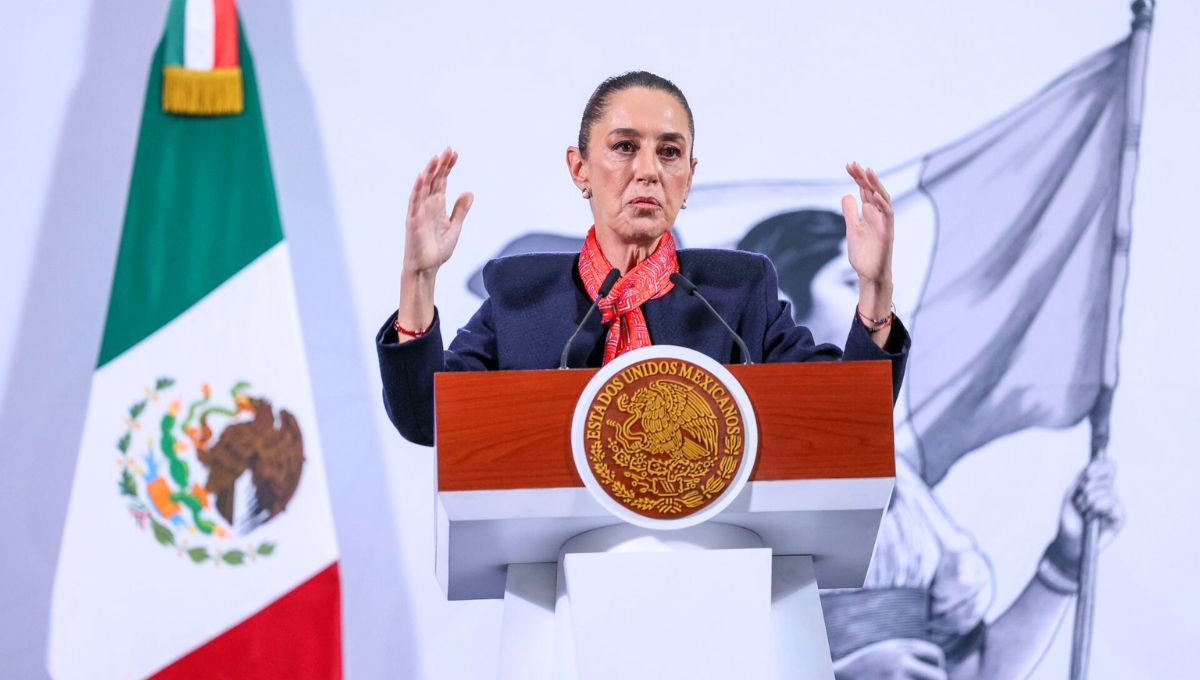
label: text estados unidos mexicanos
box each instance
[585,360,741,441]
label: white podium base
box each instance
[498,524,834,680]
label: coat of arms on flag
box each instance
[116,377,305,565]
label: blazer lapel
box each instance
[644,287,692,349]
[644,281,745,364]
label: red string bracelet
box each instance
[393,315,428,338]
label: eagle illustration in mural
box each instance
[196,397,305,532]
[616,380,718,462]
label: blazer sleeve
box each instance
[758,256,911,402]
[375,301,498,446]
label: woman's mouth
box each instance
[629,197,661,208]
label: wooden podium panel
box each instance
[433,358,897,599]
[435,360,895,492]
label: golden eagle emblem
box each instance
[614,380,718,466]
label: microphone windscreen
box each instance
[669,272,697,294]
[598,268,622,297]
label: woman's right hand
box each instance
[393,148,473,340]
[404,147,474,278]
[834,639,947,680]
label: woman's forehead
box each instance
[597,88,690,138]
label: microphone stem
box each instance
[560,300,601,369]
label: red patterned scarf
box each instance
[578,226,679,365]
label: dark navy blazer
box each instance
[376,249,910,446]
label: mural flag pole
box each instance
[1070,2,1155,678]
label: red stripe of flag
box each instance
[151,562,343,680]
[213,0,239,68]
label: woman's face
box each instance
[568,87,697,246]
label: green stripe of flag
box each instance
[163,0,186,66]
[98,26,283,368]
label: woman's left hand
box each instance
[842,162,895,307]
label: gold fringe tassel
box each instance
[162,66,244,116]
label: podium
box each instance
[434,357,895,679]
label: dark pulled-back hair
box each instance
[737,209,846,321]
[578,71,695,158]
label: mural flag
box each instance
[663,37,1139,486]
[903,38,1132,485]
[48,6,342,679]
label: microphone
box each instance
[560,268,622,369]
[669,272,753,365]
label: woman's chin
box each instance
[607,216,671,245]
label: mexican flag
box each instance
[48,3,342,679]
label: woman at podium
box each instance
[376,71,909,447]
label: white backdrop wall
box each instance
[2,1,1198,678]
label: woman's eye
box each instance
[614,141,636,153]
[660,146,681,159]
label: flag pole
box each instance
[1069,2,1155,678]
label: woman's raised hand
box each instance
[394,148,473,340]
[841,161,895,292]
[404,147,474,278]
[842,162,895,342]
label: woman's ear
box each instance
[566,146,588,191]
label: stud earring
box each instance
[582,187,592,199]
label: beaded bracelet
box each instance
[856,304,895,333]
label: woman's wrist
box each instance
[401,266,438,289]
[396,269,438,338]
[857,277,894,321]
[1035,536,1081,595]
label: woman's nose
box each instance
[632,147,658,182]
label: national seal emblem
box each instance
[114,377,305,566]
[572,346,758,529]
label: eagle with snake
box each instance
[185,389,305,532]
[615,379,719,463]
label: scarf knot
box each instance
[578,226,679,365]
